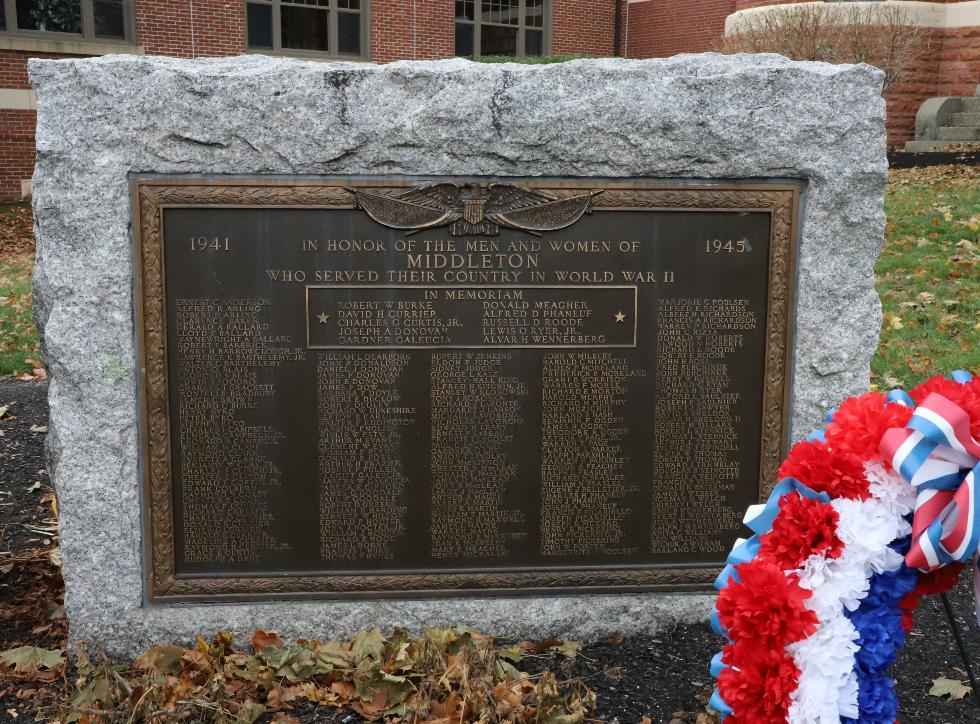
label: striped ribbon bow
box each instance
[880,371,980,571]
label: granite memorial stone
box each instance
[29,54,888,657]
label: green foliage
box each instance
[873,167,980,390]
[469,53,596,64]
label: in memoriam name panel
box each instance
[135,177,799,600]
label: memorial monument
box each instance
[29,54,888,656]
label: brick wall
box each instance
[1,50,87,200]
[886,23,980,146]
[0,110,36,202]
[624,0,734,58]
[938,24,980,97]
[1,50,78,89]
[886,31,944,146]
[371,0,455,63]
[0,1,246,200]
[137,0,245,58]
[553,0,618,56]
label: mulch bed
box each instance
[888,149,980,169]
[1,378,979,722]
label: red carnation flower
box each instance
[914,562,965,596]
[898,591,921,631]
[718,645,800,724]
[910,375,980,440]
[897,564,965,631]
[758,493,844,569]
[778,439,871,500]
[824,391,913,462]
[716,559,818,645]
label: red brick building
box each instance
[1,1,978,200]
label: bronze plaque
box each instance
[134,177,799,601]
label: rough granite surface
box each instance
[29,54,887,658]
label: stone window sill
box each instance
[245,49,370,63]
[0,35,144,56]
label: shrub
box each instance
[718,3,931,92]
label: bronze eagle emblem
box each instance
[350,182,600,236]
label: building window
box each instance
[247,0,368,59]
[0,0,131,40]
[455,0,548,58]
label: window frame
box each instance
[245,0,371,61]
[0,0,136,43]
[455,0,552,58]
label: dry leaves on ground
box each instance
[63,627,595,723]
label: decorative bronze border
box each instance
[132,176,800,603]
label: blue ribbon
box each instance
[708,478,831,718]
[709,688,734,718]
[886,389,915,407]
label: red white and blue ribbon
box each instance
[880,371,980,571]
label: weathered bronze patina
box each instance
[133,176,800,601]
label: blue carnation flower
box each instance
[851,611,904,671]
[855,672,898,723]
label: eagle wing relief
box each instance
[348,181,599,236]
[350,182,462,232]
[486,183,601,235]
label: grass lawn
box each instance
[0,202,37,378]
[0,255,36,378]
[875,166,980,389]
[0,166,977,385]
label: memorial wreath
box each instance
[708,370,980,723]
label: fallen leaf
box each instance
[29,425,47,434]
[325,681,354,703]
[0,646,65,674]
[884,313,904,330]
[929,676,972,700]
[137,643,183,674]
[882,375,901,389]
[351,691,388,721]
[351,628,385,660]
[496,646,525,663]
[549,640,583,659]
[603,632,624,647]
[252,630,284,651]
[42,601,65,620]
[26,481,40,493]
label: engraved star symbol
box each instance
[614,311,626,322]
[317,311,331,325]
